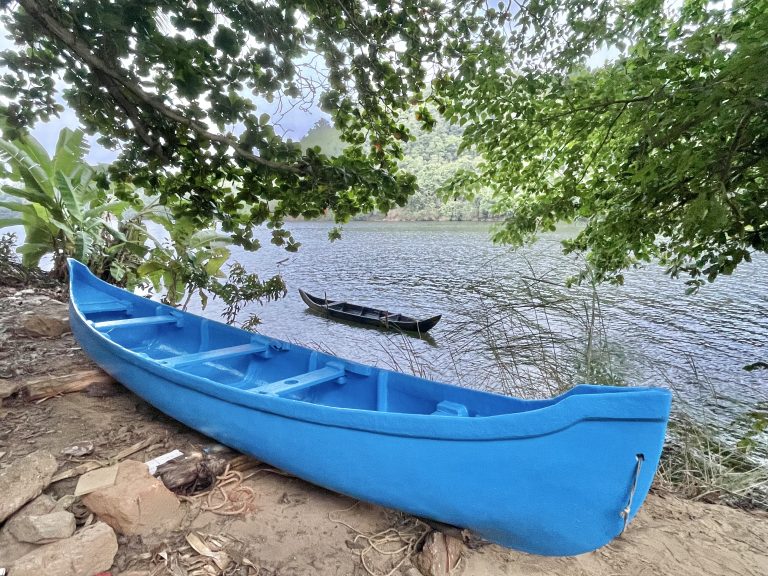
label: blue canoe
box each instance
[67,259,671,556]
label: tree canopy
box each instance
[3,1,765,290]
[0,0,484,248]
[436,0,768,289]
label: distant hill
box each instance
[298,118,496,221]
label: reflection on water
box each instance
[191,221,766,416]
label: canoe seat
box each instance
[79,300,130,315]
[432,401,469,417]
[92,315,179,330]
[160,343,268,368]
[251,364,345,396]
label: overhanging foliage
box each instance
[436,0,768,289]
[0,0,487,249]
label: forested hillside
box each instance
[300,119,496,221]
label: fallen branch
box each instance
[51,435,159,483]
[23,369,116,401]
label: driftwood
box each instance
[0,369,118,402]
[24,369,117,400]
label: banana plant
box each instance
[0,127,143,280]
[137,213,233,307]
[0,124,287,322]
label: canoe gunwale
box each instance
[69,269,670,442]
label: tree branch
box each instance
[94,70,167,161]
[577,102,628,184]
[18,0,304,175]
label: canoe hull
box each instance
[68,259,671,556]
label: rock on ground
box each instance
[9,510,76,544]
[0,494,57,565]
[18,298,70,337]
[82,459,182,536]
[414,531,465,576]
[0,451,58,523]
[9,522,118,576]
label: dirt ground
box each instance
[1,285,767,576]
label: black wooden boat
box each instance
[299,289,442,333]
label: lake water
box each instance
[192,221,767,427]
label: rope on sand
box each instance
[180,465,256,515]
[328,502,430,576]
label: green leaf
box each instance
[52,128,89,177]
[204,254,229,276]
[187,229,231,250]
[0,139,53,199]
[85,200,129,218]
[16,132,53,176]
[55,171,82,220]
[214,26,239,56]
[74,229,95,261]
[47,217,75,238]
[0,200,29,213]
[0,217,25,228]
[137,261,167,276]
[17,242,52,267]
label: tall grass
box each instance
[297,261,767,509]
[655,360,768,508]
[427,263,623,398]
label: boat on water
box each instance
[68,258,671,556]
[299,289,442,333]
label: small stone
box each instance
[0,495,57,565]
[0,451,58,523]
[54,494,77,512]
[10,510,77,544]
[18,299,70,337]
[82,460,182,536]
[413,531,465,576]
[10,522,118,576]
[0,534,36,568]
[0,379,22,399]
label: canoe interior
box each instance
[73,276,598,418]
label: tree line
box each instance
[300,118,497,222]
